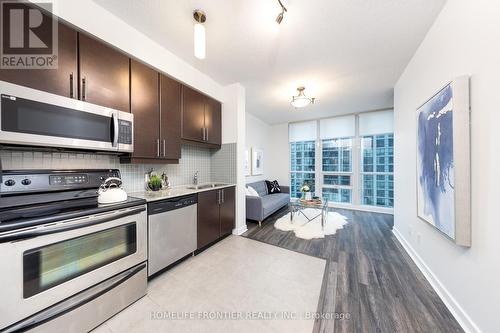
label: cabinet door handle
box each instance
[163,139,166,157]
[69,73,74,98]
[81,77,87,101]
[156,139,160,157]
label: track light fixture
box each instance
[276,0,287,24]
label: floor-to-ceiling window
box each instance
[359,111,394,208]
[288,110,394,211]
[289,121,317,198]
[360,134,394,207]
[319,116,355,203]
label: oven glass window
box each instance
[23,223,136,298]
[1,95,112,142]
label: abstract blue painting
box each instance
[417,83,455,239]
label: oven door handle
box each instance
[0,206,145,243]
[1,262,146,333]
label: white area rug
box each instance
[274,208,348,240]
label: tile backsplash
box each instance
[211,143,236,184]
[0,143,236,193]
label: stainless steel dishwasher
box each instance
[147,194,197,276]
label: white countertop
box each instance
[129,183,236,202]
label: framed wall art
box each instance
[416,76,471,247]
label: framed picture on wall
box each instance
[416,76,471,247]
[251,148,263,176]
[244,148,250,176]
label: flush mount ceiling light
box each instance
[193,10,206,59]
[276,0,287,24]
[291,87,316,108]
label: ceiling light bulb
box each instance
[193,10,206,59]
[194,23,205,59]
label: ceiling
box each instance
[93,0,446,124]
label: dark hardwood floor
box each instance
[242,207,463,333]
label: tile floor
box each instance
[92,236,326,333]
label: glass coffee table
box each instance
[289,198,329,230]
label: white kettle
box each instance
[98,177,128,204]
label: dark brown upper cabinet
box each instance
[182,85,222,147]
[123,61,181,164]
[205,97,222,146]
[160,74,181,160]
[78,33,130,112]
[197,186,236,249]
[130,59,159,159]
[0,19,78,98]
[182,85,206,142]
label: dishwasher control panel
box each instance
[148,194,198,215]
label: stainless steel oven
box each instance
[0,81,133,153]
[0,206,147,332]
[0,169,147,332]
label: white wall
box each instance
[245,113,272,183]
[224,84,247,235]
[267,123,289,185]
[394,1,500,332]
[244,114,290,186]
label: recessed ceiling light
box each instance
[193,10,206,59]
[291,87,316,108]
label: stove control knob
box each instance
[21,179,31,186]
[4,179,15,186]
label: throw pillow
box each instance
[265,180,281,194]
[247,186,259,197]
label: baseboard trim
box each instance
[232,225,248,236]
[392,227,480,333]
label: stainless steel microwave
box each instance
[0,81,133,153]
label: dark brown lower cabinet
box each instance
[197,186,236,249]
[197,190,221,249]
[220,187,235,236]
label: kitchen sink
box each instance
[187,183,227,190]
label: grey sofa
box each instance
[246,181,290,227]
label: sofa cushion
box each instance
[247,181,268,197]
[262,193,290,217]
[265,180,281,194]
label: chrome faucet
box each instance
[193,171,199,186]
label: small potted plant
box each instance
[300,183,312,200]
[148,174,163,191]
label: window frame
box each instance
[288,113,394,212]
[319,137,354,204]
[360,132,394,208]
[289,140,316,199]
